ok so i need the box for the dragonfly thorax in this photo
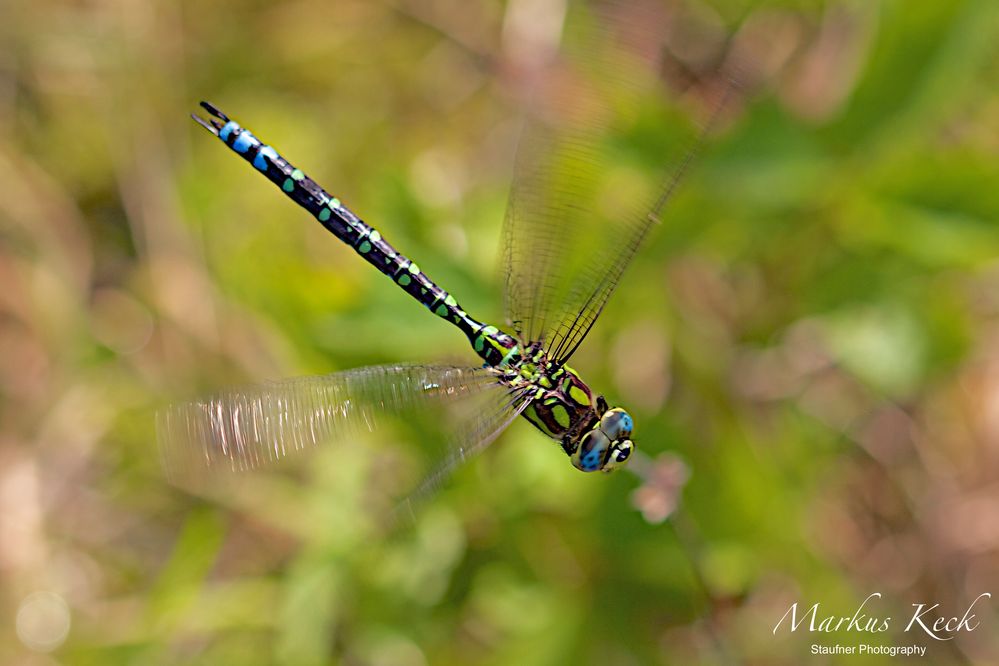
[503,352,635,473]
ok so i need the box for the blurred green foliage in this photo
[1,0,998,664]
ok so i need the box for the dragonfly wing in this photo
[157,364,528,499]
[395,383,534,520]
[502,0,725,363]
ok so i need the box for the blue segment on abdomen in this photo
[254,146,278,171]
[232,130,259,154]
[219,121,239,142]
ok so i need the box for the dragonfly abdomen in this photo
[196,104,520,367]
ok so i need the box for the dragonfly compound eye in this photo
[601,439,634,473]
[599,407,634,440]
[572,429,611,472]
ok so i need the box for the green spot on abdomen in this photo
[318,207,331,221]
[435,305,448,317]
[408,263,420,275]
[359,241,371,253]
[398,274,411,286]
[282,178,295,192]
[291,169,305,181]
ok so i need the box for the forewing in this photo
[503,0,719,362]
[157,364,528,498]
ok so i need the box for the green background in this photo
[1,0,998,664]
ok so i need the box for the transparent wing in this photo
[395,383,534,522]
[503,0,721,363]
[157,364,531,498]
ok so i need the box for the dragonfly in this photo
[160,1,728,516]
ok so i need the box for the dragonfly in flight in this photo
[160,1,729,519]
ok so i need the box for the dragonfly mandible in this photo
[159,1,728,512]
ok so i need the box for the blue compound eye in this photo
[600,407,633,440]
[572,429,611,472]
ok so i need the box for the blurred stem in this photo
[387,0,497,70]
[669,510,741,666]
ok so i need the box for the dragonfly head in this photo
[571,406,634,473]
